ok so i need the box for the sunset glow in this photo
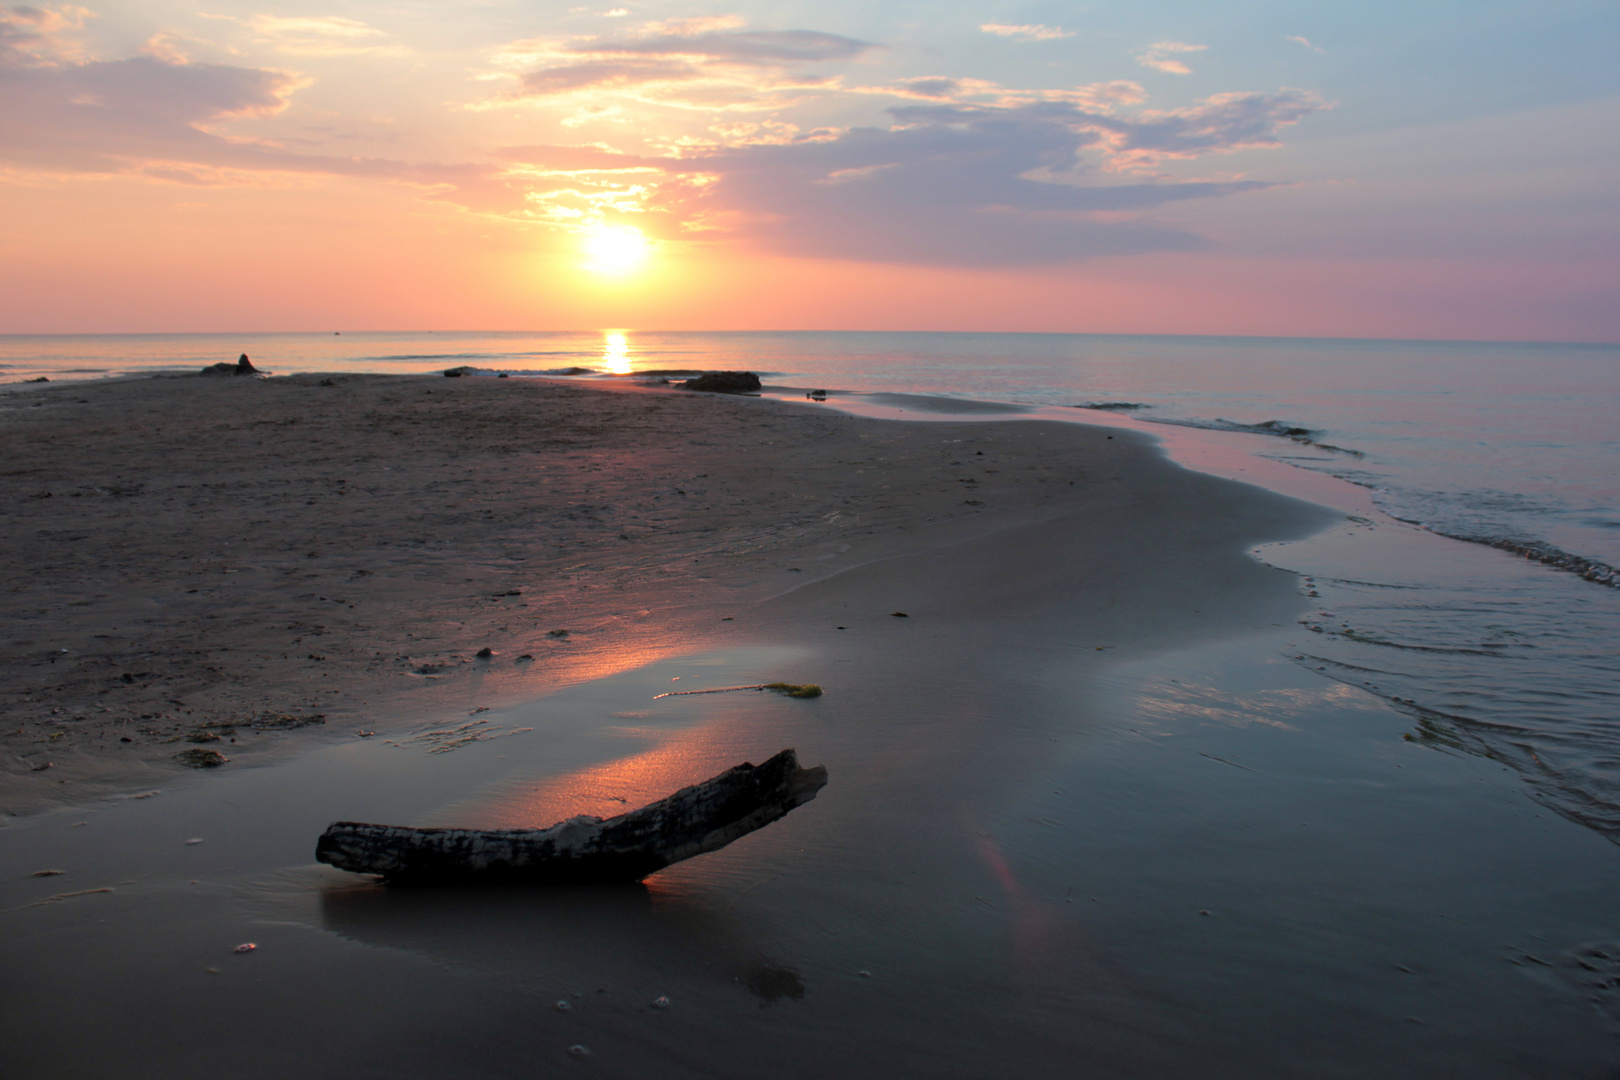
[581,225,652,278]
[0,2,1613,339]
[601,330,631,373]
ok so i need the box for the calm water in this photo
[4,329,1619,839]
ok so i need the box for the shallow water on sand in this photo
[5,631,1619,1077]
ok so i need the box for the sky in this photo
[1,0,1616,340]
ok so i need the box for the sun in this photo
[580,224,651,276]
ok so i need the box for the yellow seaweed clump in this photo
[763,682,823,698]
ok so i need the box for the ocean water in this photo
[4,329,1618,840]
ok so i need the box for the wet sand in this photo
[4,374,1620,1078]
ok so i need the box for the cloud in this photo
[0,52,303,173]
[1135,41,1207,75]
[0,8,1331,270]
[1286,35,1324,52]
[601,8,629,16]
[979,23,1072,43]
[499,90,1331,265]
[1092,89,1329,167]
[247,15,408,57]
[489,18,875,110]
[0,3,91,65]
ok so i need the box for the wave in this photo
[1397,526,1620,588]
[1071,404,1366,456]
[1135,413,1365,457]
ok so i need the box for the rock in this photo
[475,647,494,658]
[682,371,761,393]
[443,366,473,377]
[200,354,259,376]
[174,748,228,768]
[25,376,49,383]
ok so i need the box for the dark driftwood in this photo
[315,748,827,883]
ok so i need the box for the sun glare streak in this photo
[581,224,651,276]
[602,330,631,373]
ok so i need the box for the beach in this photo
[1,372,1116,807]
[4,372,1619,1078]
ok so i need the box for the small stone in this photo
[651,996,670,1009]
[890,612,909,618]
[233,943,256,954]
[857,970,871,978]
[30,761,52,772]
[476,647,494,658]
[31,869,65,877]
[185,838,204,845]
[566,1045,590,1058]
[554,1000,572,1011]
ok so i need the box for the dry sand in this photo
[1,372,1115,809]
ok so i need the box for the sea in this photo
[4,329,1618,840]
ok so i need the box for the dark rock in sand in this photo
[201,354,259,377]
[25,376,49,383]
[174,748,228,768]
[476,647,494,658]
[682,371,761,394]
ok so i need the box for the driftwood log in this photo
[315,748,827,883]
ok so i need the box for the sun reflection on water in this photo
[477,737,742,830]
[602,330,631,375]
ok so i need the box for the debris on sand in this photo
[201,354,259,377]
[174,748,228,768]
[682,371,761,393]
[652,682,822,700]
[251,713,325,731]
[315,748,827,883]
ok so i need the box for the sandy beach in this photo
[1,372,1113,809]
[4,373,1619,1078]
